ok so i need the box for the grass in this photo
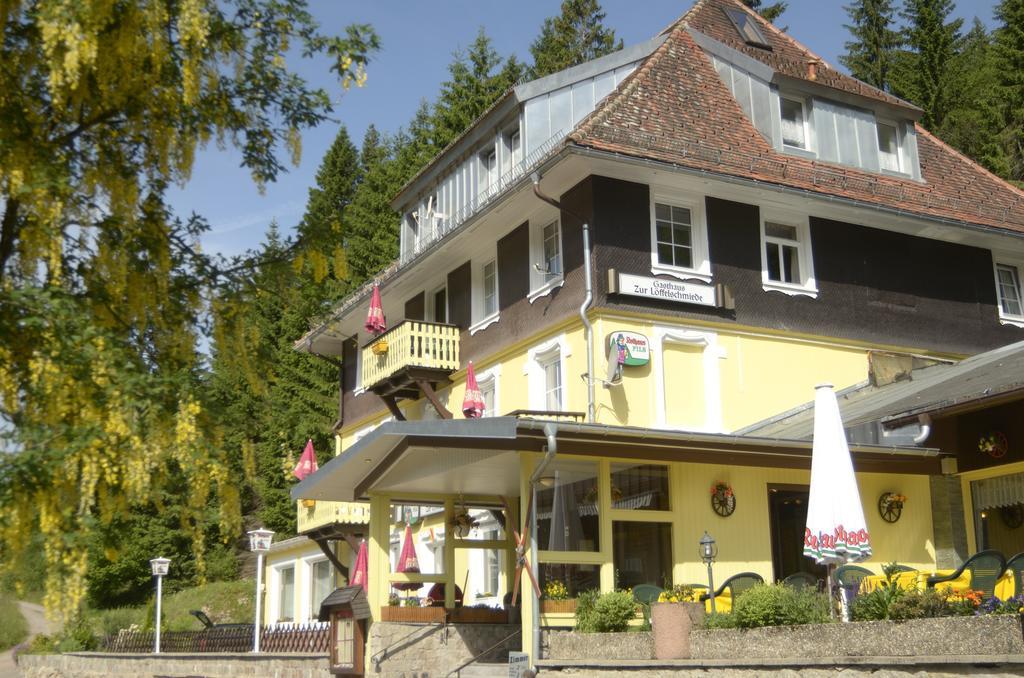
[91,579,256,635]
[0,594,29,651]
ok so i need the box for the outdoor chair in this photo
[926,549,1006,599]
[891,564,917,573]
[781,572,818,590]
[834,564,873,588]
[631,584,664,605]
[1005,552,1024,598]
[699,572,764,603]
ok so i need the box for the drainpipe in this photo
[531,174,596,424]
[912,413,932,445]
[527,422,558,667]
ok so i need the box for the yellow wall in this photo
[262,539,348,625]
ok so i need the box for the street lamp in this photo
[248,528,274,653]
[149,557,171,653]
[699,532,718,614]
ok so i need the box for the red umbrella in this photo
[351,539,368,592]
[365,284,386,334]
[462,361,485,418]
[292,439,318,481]
[392,525,421,591]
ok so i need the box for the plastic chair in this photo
[699,572,764,602]
[1005,552,1024,598]
[781,572,818,590]
[891,564,917,573]
[631,584,664,604]
[926,550,1007,598]
[834,564,873,589]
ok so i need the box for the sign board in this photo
[617,272,717,307]
[607,331,650,367]
[508,652,530,678]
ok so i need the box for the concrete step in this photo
[452,661,510,677]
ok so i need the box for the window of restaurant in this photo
[537,459,601,553]
[971,474,1024,556]
[613,521,672,590]
[610,463,670,511]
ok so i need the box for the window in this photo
[780,97,808,150]
[526,335,570,411]
[530,217,564,301]
[483,529,501,596]
[759,212,817,297]
[877,121,902,173]
[995,261,1024,325]
[483,259,498,317]
[542,221,562,283]
[543,355,563,411]
[479,149,497,194]
[649,195,710,282]
[277,565,295,622]
[430,285,447,323]
[471,256,500,334]
[310,559,333,619]
[477,370,498,417]
[722,6,771,49]
[536,459,600,552]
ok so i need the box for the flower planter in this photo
[448,607,509,624]
[379,605,446,623]
[371,340,389,356]
[300,498,316,508]
[651,601,705,659]
[541,599,577,614]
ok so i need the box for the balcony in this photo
[297,500,371,536]
[361,320,460,419]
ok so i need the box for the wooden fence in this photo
[101,623,329,653]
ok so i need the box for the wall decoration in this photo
[710,482,735,517]
[878,492,906,523]
[979,432,1009,459]
[607,331,651,367]
[1000,505,1024,529]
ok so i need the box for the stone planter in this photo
[379,605,446,623]
[650,601,705,659]
[545,630,654,660]
[542,599,577,614]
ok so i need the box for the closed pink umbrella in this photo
[351,539,368,592]
[365,284,386,334]
[292,439,318,481]
[462,361,485,418]
[392,525,421,592]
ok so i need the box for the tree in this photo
[346,126,403,281]
[994,0,1024,181]
[841,0,902,91]
[900,0,964,129]
[529,0,623,79]
[741,0,788,23]
[0,0,377,624]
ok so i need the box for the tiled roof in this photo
[571,0,1024,234]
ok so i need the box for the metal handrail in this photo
[444,627,521,678]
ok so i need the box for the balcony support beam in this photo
[314,537,350,580]
[379,394,407,421]
[417,379,453,419]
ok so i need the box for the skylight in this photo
[722,7,771,50]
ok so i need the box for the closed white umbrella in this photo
[804,384,872,618]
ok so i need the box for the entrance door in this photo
[768,485,827,582]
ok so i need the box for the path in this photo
[0,602,53,677]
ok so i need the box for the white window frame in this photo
[779,95,811,152]
[302,555,334,623]
[474,364,501,417]
[758,209,817,298]
[525,335,571,411]
[649,192,712,283]
[353,342,364,395]
[529,215,565,302]
[470,254,500,335]
[876,119,903,174]
[994,257,1024,328]
[269,561,297,625]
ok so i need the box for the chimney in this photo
[807,58,821,81]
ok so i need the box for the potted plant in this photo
[651,585,705,659]
[371,338,389,355]
[448,604,508,624]
[541,580,576,614]
[379,594,447,623]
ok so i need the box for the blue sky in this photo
[170,0,999,258]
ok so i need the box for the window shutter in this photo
[852,107,880,172]
[812,99,839,162]
[902,123,921,180]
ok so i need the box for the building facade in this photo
[290,0,1024,668]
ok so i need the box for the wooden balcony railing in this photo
[361,321,460,392]
[297,500,370,535]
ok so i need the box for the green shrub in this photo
[56,612,99,652]
[574,589,601,631]
[94,606,143,636]
[0,594,28,651]
[731,584,831,628]
[584,590,638,632]
[887,588,949,621]
[26,634,57,654]
[704,611,737,629]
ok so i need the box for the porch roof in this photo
[291,418,942,503]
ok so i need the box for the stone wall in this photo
[544,630,654,660]
[367,622,520,677]
[17,652,329,677]
[538,657,1024,676]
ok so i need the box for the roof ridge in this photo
[915,125,1024,203]
[662,0,712,34]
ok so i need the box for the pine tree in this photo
[529,0,623,79]
[994,0,1024,181]
[900,0,964,130]
[347,126,402,282]
[741,0,788,23]
[841,0,902,91]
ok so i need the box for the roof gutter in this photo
[567,145,1024,242]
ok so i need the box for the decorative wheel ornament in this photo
[710,482,736,517]
[979,432,1008,459]
[878,492,905,523]
[1001,505,1024,529]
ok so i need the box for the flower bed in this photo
[379,605,446,623]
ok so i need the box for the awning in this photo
[972,472,1024,511]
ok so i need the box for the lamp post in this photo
[149,557,170,653]
[699,532,718,614]
[248,527,275,653]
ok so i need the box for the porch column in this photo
[931,474,968,568]
[519,452,537,665]
[368,493,391,619]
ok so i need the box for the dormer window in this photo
[723,7,771,50]
[877,121,902,173]
[780,97,809,150]
[480,149,498,194]
[995,260,1024,327]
